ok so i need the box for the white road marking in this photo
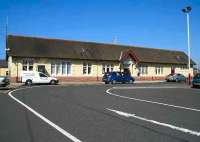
[107,108,200,136]
[106,87,200,112]
[8,88,82,142]
[112,86,189,89]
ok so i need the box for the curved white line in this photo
[106,87,200,112]
[8,87,82,142]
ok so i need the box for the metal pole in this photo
[186,13,191,84]
[186,13,191,71]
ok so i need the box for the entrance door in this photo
[37,65,46,74]
[124,68,131,75]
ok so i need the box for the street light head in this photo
[182,6,192,13]
[182,9,186,13]
[186,6,192,12]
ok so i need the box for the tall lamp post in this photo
[182,6,192,84]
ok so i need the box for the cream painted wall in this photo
[10,57,193,78]
[130,63,192,77]
[10,57,120,78]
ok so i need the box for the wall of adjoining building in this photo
[0,68,8,76]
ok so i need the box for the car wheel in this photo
[50,80,56,85]
[112,80,116,84]
[25,80,32,86]
[129,80,133,84]
[105,81,108,84]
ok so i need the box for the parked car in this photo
[192,73,200,88]
[0,76,10,87]
[102,71,135,84]
[166,73,186,82]
[21,71,59,86]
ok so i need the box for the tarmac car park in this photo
[0,82,200,142]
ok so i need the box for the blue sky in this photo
[0,0,199,64]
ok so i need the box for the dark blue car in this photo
[102,72,135,84]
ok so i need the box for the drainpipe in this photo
[96,61,99,81]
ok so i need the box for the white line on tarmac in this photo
[112,86,189,89]
[107,108,200,136]
[8,88,82,142]
[106,87,200,112]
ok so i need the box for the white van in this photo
[21,71,59,85]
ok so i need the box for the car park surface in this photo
[0,83,200,142]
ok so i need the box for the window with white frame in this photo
[56,64,61,75]
[139,65,148,75]
[66,62,71,74]
[51,64,56,75]
[51,61,72,76]
[22,59,33,71]
[83,63,92,75]
[102,64,114,74]
[155,66,163,75]
[180,65,187,70]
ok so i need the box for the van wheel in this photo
[25,80,32,86]
[50,80,56,85]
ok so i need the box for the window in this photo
[180,65,187,70]
[102,64,114,74]
[39,73,47,77]
[51,61,72,76]
[155,66,163,75]
[83,63,92,75]
[51,64,56,75]
[67,62,71,74]
[56,64,61,75]
[22,59,33,71]
[139,65,148,75]
[62,62,66,75]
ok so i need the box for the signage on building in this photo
[122,58,134,68]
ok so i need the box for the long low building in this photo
[6,35,195,82]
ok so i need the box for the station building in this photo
[6,35,195,82]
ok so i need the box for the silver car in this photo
[166,73,186,82]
